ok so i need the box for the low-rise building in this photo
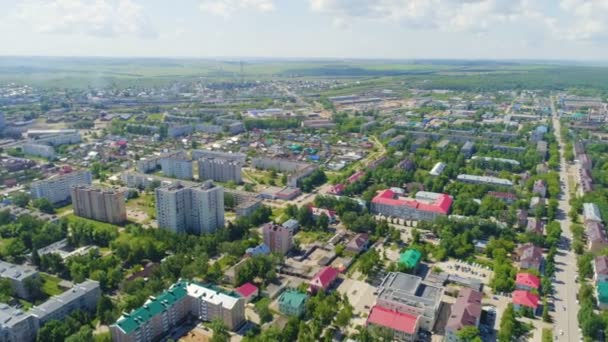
[345,233,370,254]
[235,283,258,303]
[308,266,339,293]
[375,272,443,332]
[445,288,482,342]
[583,203,602,223]
[371,189,452,221]
[512,290,539,314]
[515,273,540,292]
[533,179,547,198]
[429,162,446,177]
[526,218,544,235]
[594,256,608,284]
[399,249,422,271]
[278,290,308,317]
[598,281,608,310]
[366,305,419,342]
[515,243,543,271]
[30,280,101,325]
[585,221,608,253]
[456,174,513,187]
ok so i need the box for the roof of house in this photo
[367,305,419,334]
[372,189,452,215]
[586,221,608,243]
[347,171,365,184]
[399,249,422,268]
[310,266,339,290]
[512,290,539,309]
[517,243,543,264]
[516,273,541,289]
[346,233,369,251]
[598,281,608,304]
[279,290,308,308]
[329,183,346,194]
[446,288,482,331]
[595,256,608,275]
[235,282,258,298]
[488,191,517,200]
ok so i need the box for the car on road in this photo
[560,330,563,336]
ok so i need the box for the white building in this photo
[30,170,93,204]
[22,143,56,159]
[160,157,193,180]
[198,157,242,183]
[429,162,446,176]
[155,181,224,235]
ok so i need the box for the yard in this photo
[41,273,64,297]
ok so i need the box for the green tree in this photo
[210,320,229,342]
[456,326,482,342]
[65,326,93,342]
[11,192,31,208]
[33,198,55,214]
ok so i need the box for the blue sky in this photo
[1,0,608,60]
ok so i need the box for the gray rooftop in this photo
[30,280,99,319]
[0,260,38,281]
[378,272,442,309]
[0,304,31,328]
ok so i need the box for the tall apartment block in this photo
[30,170,92,204]
[262,222,293,254]
[198,157,242,183]
[161,157,193,180]
[155,181,224,235]
[71,186,127,224]
[111,280,245,342]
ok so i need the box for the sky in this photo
[1,0,608,60]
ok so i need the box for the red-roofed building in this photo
[512,290,539,313]
[328,183,345,195]
[515,273,541,292]
[235,282,259,303]
[367,305,419,342]
[309,266,339,293]
[347,171,365,184]
[371,189,452,221]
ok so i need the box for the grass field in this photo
[64,213,122,230]
[41,273,64,297]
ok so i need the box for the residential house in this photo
[533,180,547,198]
[308,266,339,293]
[594,256,608,284]
[585,221,608,253]
[235,283,258,303]
[399,249,422,272]
[515,273,540,292]
[345,233,370,254]
[515,243,543,271]
[445,288,482,342]
[278,290,308,317]
[367,305,419,342]
[512,290,539,314]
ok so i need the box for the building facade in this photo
[198,157,242,183]
[445,288,482,342]
[71,186,127,224]
[155,182,224,235]
[30,170,93,204]
[160,157,193,180]
[0,261,40,300]
[371,189,452,221]
[262,222,293,255]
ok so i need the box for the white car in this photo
[559,330,563,336]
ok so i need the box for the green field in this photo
[41,273,64,297]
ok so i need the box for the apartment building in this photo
[262,222,293,254]
[22,143,56,159]
[0,261,40,300]
[30,170,92,204]
[71,185,127,224]
[445,288,482,342]
[155,181,224,235]
[0,280,100,342]
[192,149,246,163]
[160,157,193,180]
[456,174,513,187]
[111,280,245,342]
[374,272,443,332]
[198,157,242,183]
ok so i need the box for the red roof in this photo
[489,191,517,200]
[372,189,453,215]
[309,266,339,291]
[516,273,540,289]
[367,305,418,334]
[512,290,539,309]
[236,282,258,298]
[347,171,365,184]
[329,184,345,195]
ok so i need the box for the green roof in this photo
[279,290,308,309]
[399,249,422,268]
[114,281,189,334]
[598,282,608,304]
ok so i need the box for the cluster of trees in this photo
[498,304,530,342]
[0,215,67,262]
[36,310,104,342]
[236,255,280,286]
[298,169,327,193]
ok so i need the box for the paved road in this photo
[551,97,581,341]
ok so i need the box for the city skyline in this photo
[1,0,608,60]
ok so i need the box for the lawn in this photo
[64,214,122,231]
[41,273,63,297]
[294,231,332,245]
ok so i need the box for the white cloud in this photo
[14,0,157,39]
[199,0,275,17]
[549,0,608,41]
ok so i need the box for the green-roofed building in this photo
[111,280,245,342]
[598,281,608,310]
[279,290,308,317]
[400,249,422,271]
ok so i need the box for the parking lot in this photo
[435,259,493,285]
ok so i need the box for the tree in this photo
[97,295,116,324]
[210,320,229,342]
[31,248,41,267]
[0,279,14,302]
[65,326,93,342]
[11,192,31,208]
[254,298,273,323]
[542,297,551,322]
[33,198,55,214]
[316,213,329,231]
[37,320,69,342]
[456,326,482,342]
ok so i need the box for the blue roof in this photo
[246,244,270,256]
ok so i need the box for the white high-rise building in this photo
[198,157,242,183]
[30,170,92,204]
[155,181,224,235]
[161,157,193,180]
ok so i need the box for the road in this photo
[551,96,581,342]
